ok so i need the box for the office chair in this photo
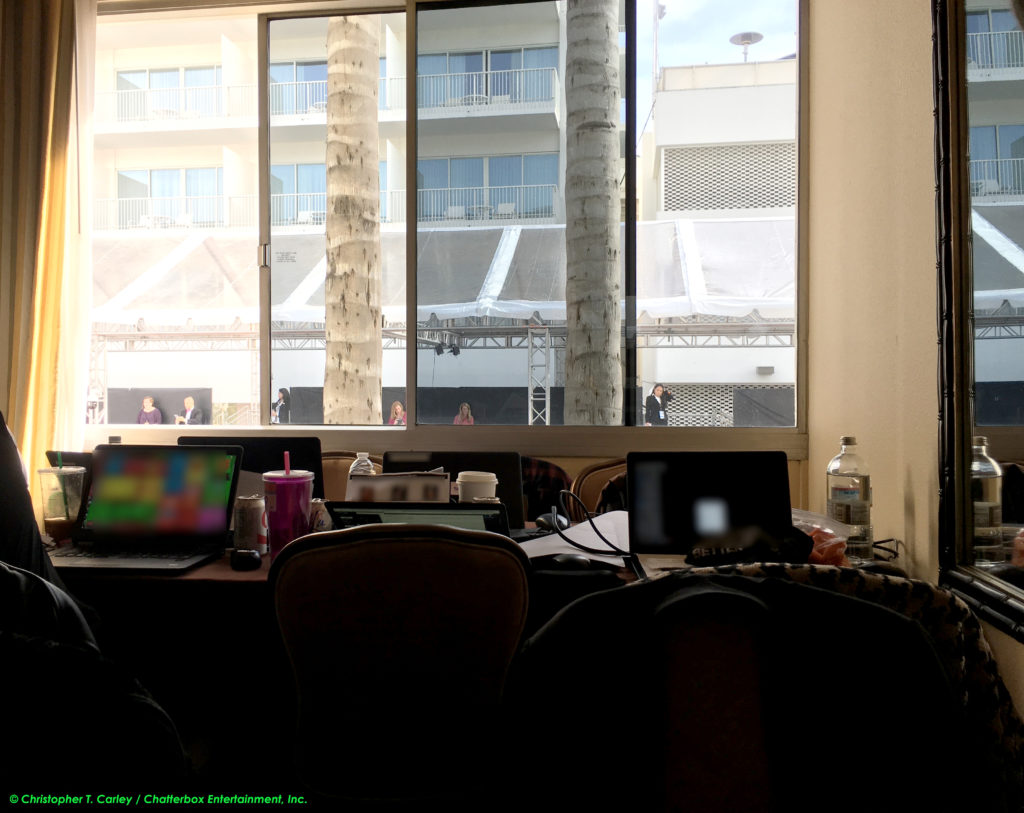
[566,457,626,521]
[506,568,981,813]
[269,523,530,807]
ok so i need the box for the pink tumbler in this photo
[263,469,314,559]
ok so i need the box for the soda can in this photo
[234,495,267,554]
[310,498,333,532]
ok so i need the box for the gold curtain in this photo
[0,0,78,502]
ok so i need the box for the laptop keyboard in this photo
[52,548,207,561]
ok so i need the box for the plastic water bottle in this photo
[348,452,376,477]
[826,436,873,564]
[971,436,1003,567]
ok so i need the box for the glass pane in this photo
[966,5,1024,578]
[417,2,621,425]
[184,66,220,116]
[635,0,798,427]
[92,10,261,425]
[149,68,181,116]
[269,13,406,425]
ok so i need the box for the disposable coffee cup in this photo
[456,471,498,503]
[37,466,87,542]
[263,470,314,559]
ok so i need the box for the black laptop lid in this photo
[325,501,510,537]
[178,435,324,499]
[382,450,525,529]
[74,444,242,548]
[627,451,792,554]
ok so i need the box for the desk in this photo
[59,553,296,788]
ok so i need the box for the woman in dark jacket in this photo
[644,383,672,426]
[272,388,291,424]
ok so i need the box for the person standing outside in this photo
[644,384,672,426]
[453,402,474,425]
[272,388,291,424]
[174,396,205,425]
[388,401,406,425]
[137,396,162,425]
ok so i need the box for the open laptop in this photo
[325,501,511,537]
[626,450,793,577]
[179,435,324,500]
[51,443,242,572]
[382,451,525,529]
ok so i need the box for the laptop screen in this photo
[80,444,241,539]
[178,435,324,500]
[627,451,792,554]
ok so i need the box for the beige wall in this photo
[806,0,940,580]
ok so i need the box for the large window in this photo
[88,1,800,440]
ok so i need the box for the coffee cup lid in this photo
[456,470,498,483]
[37,466,87,475]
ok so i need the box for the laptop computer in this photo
[50,443,243,572]
[626,450,793,577]
[382,451,525,529]
[179,435,324,500]
[325,501,511,537]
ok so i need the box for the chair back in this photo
[567,457,626,521]
[507,570,970,812]
[269,523,529,804]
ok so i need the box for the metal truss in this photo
[975,316,1024,339]
[93,320,796,353]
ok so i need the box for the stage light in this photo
[450,344,460,356]
[434,344,444,356]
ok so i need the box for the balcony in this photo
[385,68,560,116]
[95,85,257,127]
[96,68,559,129]
[95,186,560,231]
[94,196,255,231]
[970,158,1024,199]
[404,184,560,225]
[967,30,1024,73]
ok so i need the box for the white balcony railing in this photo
[969,157,1024,196]
[413,184,559,221]
[269,80,328,116]
[967,30,1024,70]
[96,186,559,230]
[94,196,255,230]
[97,68,558,125]
[96,85,257,124]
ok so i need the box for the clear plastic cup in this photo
[263,469,314,559]
[38,466,87,542]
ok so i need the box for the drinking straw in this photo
[56,452,70,520]
[284,451,291,475]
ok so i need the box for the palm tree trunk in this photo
[323,15,382,425]
[564,0,621,425]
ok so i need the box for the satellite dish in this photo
[729,31,764,62]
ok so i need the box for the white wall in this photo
[655,83,796,147]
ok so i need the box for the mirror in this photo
[937,0,1024,629]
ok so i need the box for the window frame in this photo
[92,0,807,463]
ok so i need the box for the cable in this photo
[547,490,630,557]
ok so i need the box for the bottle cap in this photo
[840,435,857,445]
[973,436,987,447]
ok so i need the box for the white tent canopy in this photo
[92,217,796,327]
